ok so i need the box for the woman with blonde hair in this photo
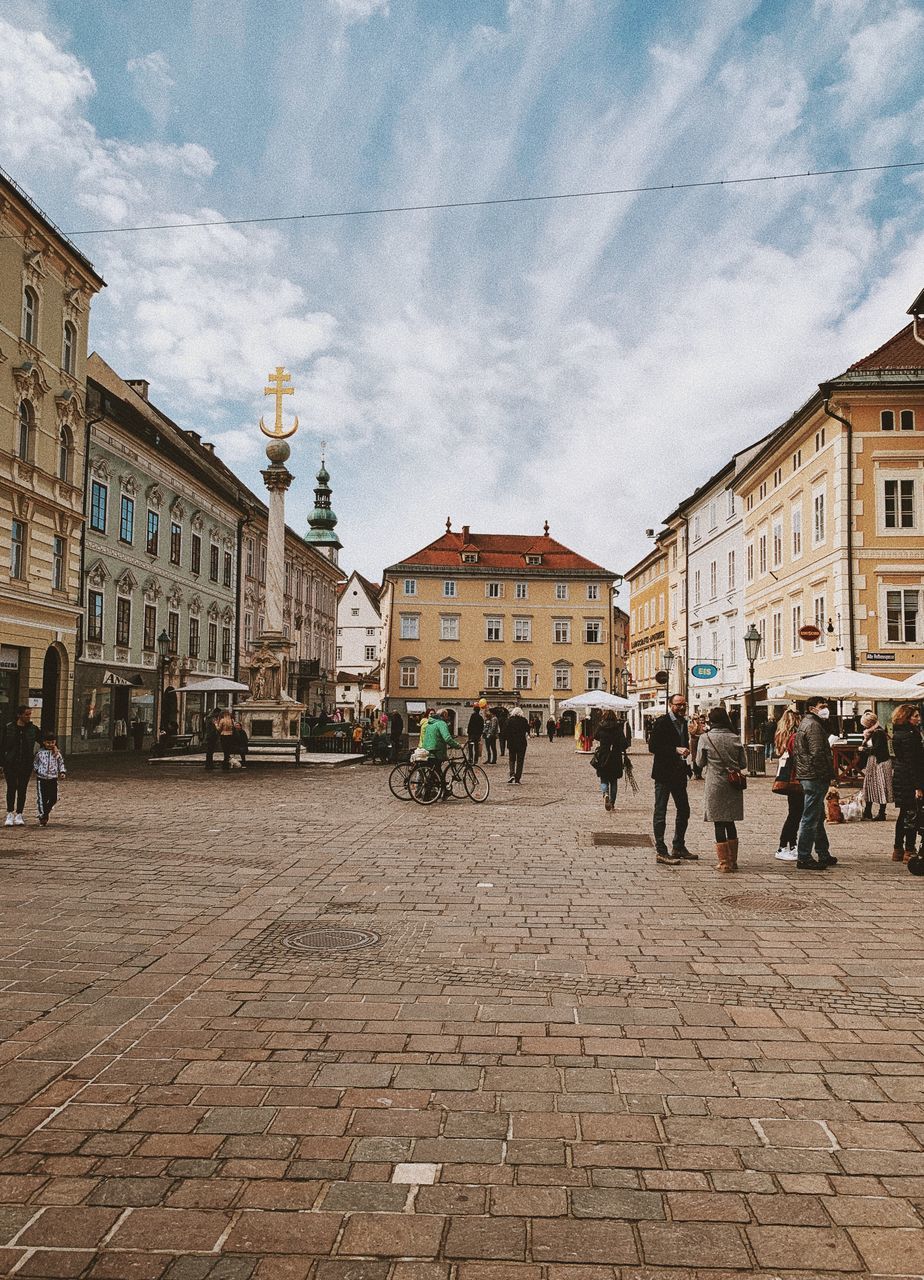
[859,710,891,821]
[772,708,802,861]
[891,703,924,862]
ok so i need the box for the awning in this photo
[183,676,251,694]
[558,691,634,711]
[767,665,908,701]
[405,701,427,713]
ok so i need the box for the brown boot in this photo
[893,847,905,862]
[715,841,731,872]
[728,838,739,872]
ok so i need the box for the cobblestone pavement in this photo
[1,740,923,1279]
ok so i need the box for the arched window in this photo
[62,321,77,375]
[22,287,38,346]
[17,402,34,462]
[58,425,73,482]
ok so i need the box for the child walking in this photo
[34,731,66,826]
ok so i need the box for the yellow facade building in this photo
[625,538,670,724]
[381,523,618,732]
[0,170,104,741]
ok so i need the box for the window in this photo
[223,551,232,588]
[771,611,782,657]
[553,664,571,690]
[813,594,826,645]
[553,619,571,644]
[793,448,802,470]
[285,563,290,597]
[21,286,38,345]
[366,627,376,637]
[364,644,376,661]
[772,520,783,569]
[773,468,782,489]
[10,519,26,580]
[746,543,754,582]
[443,580,456,597]
[887,590,919,643]
[403,579,417,596]
[351,608,359,617]
[259,545,266,583]
[584,620,602,644]
[693,516,701,542]
[87,589,103,641]
[52,536,65,591]
[758,531,767,574]
[146,510,159,556]
[486,581,502,598]
[399,662,418,688]
[245,538,254,577]
[336,645,343,662]
[222,626,232,664]
[143,604,157,651]
[709,561,717,599]
[55,425,73,483]
[727,489,735,518]
[167,610,179,655]
[209,543,219,582]
[711,629,718,660]
[525,554,541,565]
[813,490,826,544]
[758,616,767,655]
[555,583,568,600]
[670,585,679,623]
[727,549,736,591]
[515,582,528,600]
[881,410,895,432]
[116,596,131,647]
[440,663,459,689]
[189,616,200,658]
[884,479,915,529]
[485,617,502,642]
[90,480,108,533]
[585,666,603,691]
[900,410,915,431]
[191,533,201,575]
[790,601,803,654]
[728,625,737,666]
[207,622,218,662]
[587,583,600,601]
[514,664,531,690]
[791,506,802,557]
[440,616,459,641]
[514,617,532,642]
[115,494,133,544]
[462,552,479,563]
[708,502,717,530]
[62,321,77,375]
[170,522,182,566]
[485,664,502,690]
[746,494,754,511]
[759,481,767,500]
[17,402,34,461]
[693,570,701,605]
[399,614,419,641]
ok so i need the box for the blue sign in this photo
[691,663,718,680]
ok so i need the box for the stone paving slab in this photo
[0,742,922,1276]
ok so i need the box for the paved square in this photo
[1,740,922,1277]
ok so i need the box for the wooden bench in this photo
[246,737,302,764]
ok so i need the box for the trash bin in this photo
[746,743,766,776]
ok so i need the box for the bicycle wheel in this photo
[463,764,490,803]
[447,761,469,799]
[388,761,414,800]
[407,764,441,805]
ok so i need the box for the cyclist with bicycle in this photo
[421,709,461,797]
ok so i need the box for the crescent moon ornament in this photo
[260,366,299,439]
[259,414,298,440]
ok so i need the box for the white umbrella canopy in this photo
[767,664,908,701]
[182,676,251,694]
[558,690,634,711]
[892,670,924,695]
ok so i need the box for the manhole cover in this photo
[283,928,381,953]
[722,893,810,916]
[593,832,654,847]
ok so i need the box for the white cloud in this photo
[126,51,175,131]
[329,0,389,24]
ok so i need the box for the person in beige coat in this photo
[695,706,747,872]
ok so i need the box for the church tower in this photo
[305,453,342,565]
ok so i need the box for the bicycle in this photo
[388,758,415,801]
[407,750,490,805]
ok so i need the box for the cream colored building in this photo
[381,523,618,732]
[0,169,104,744]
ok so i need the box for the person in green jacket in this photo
[421,709,461,796]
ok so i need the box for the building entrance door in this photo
[41,645,60,734]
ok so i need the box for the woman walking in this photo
[891,704,924,862]
[773,708,803,862]
[859,711,891,821]
[592,711,628,811]
[696,706,747,872]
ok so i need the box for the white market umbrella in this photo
[767,664,907,702]
[558,690,634,711]
[892,670,924,695]
[182,676,251,694]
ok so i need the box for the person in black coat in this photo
[466,706,485,764]
[890,704,924,860]
[505,707,529,783]
[593,711,627,811]
[389,710,404,762]
[648,693,696,865]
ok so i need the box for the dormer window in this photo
[461,552,478,563]
[526,554,542,565]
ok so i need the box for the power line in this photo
[56,159,924,238]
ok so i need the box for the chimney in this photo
[462,525,471,543]
[202,442,215,454]
[127,379,150,401]
[186,430,201,444]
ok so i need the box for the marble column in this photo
[262,447,292,638]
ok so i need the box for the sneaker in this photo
[13,814,25,826]
[796,857,823,870]
[507,777,516,784]
[656,851,681,865]
[672,847,699,861]
[3,813,12,827]
[604,795,613,811]
[775,847,798,861]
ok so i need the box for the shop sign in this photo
[0,647,19,670]
[691,662,718,680]
[654,671,669,685]
[28,696,42,709]
[103,670,135,685]
[866,651,896,662]
[799,624,822,642]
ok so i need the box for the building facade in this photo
[0,169,104,744]
[611,604,629,696]
[335,571,382,720]
[381,523,618,731]
[626,540,670,729]
[75,356,243,750]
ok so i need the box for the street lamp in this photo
[156,629,170,733]
[743,623,762,760]
[662,649,676,710]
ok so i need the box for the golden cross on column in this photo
[259,366,299,439]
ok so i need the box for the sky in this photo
[1,0,923,584]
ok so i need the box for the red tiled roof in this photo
[844,322,924,373]
[392,530,612,574]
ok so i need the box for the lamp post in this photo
[156,629,170,735]
[743,623,762,766]
[662,649,675,710]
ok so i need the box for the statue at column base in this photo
[235,633,305,740]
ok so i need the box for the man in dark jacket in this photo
[466,705,484,764]
[648,694,695,865]
[389,710,404,762]
[2,705,39,826]
[794,695,836,870]
[505,707,529,783]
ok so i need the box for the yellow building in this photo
[733,300,924,707]
[0,170,104,742]
[626,537,670,724]
[381,522,618,732]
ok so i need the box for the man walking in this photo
[2,705,39,826]
[505,706,529,784]
[546,716,557,743]
[389,709,404,762]
[794,696,837,870]
[649,694,696,865]
[466,703,484,764]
